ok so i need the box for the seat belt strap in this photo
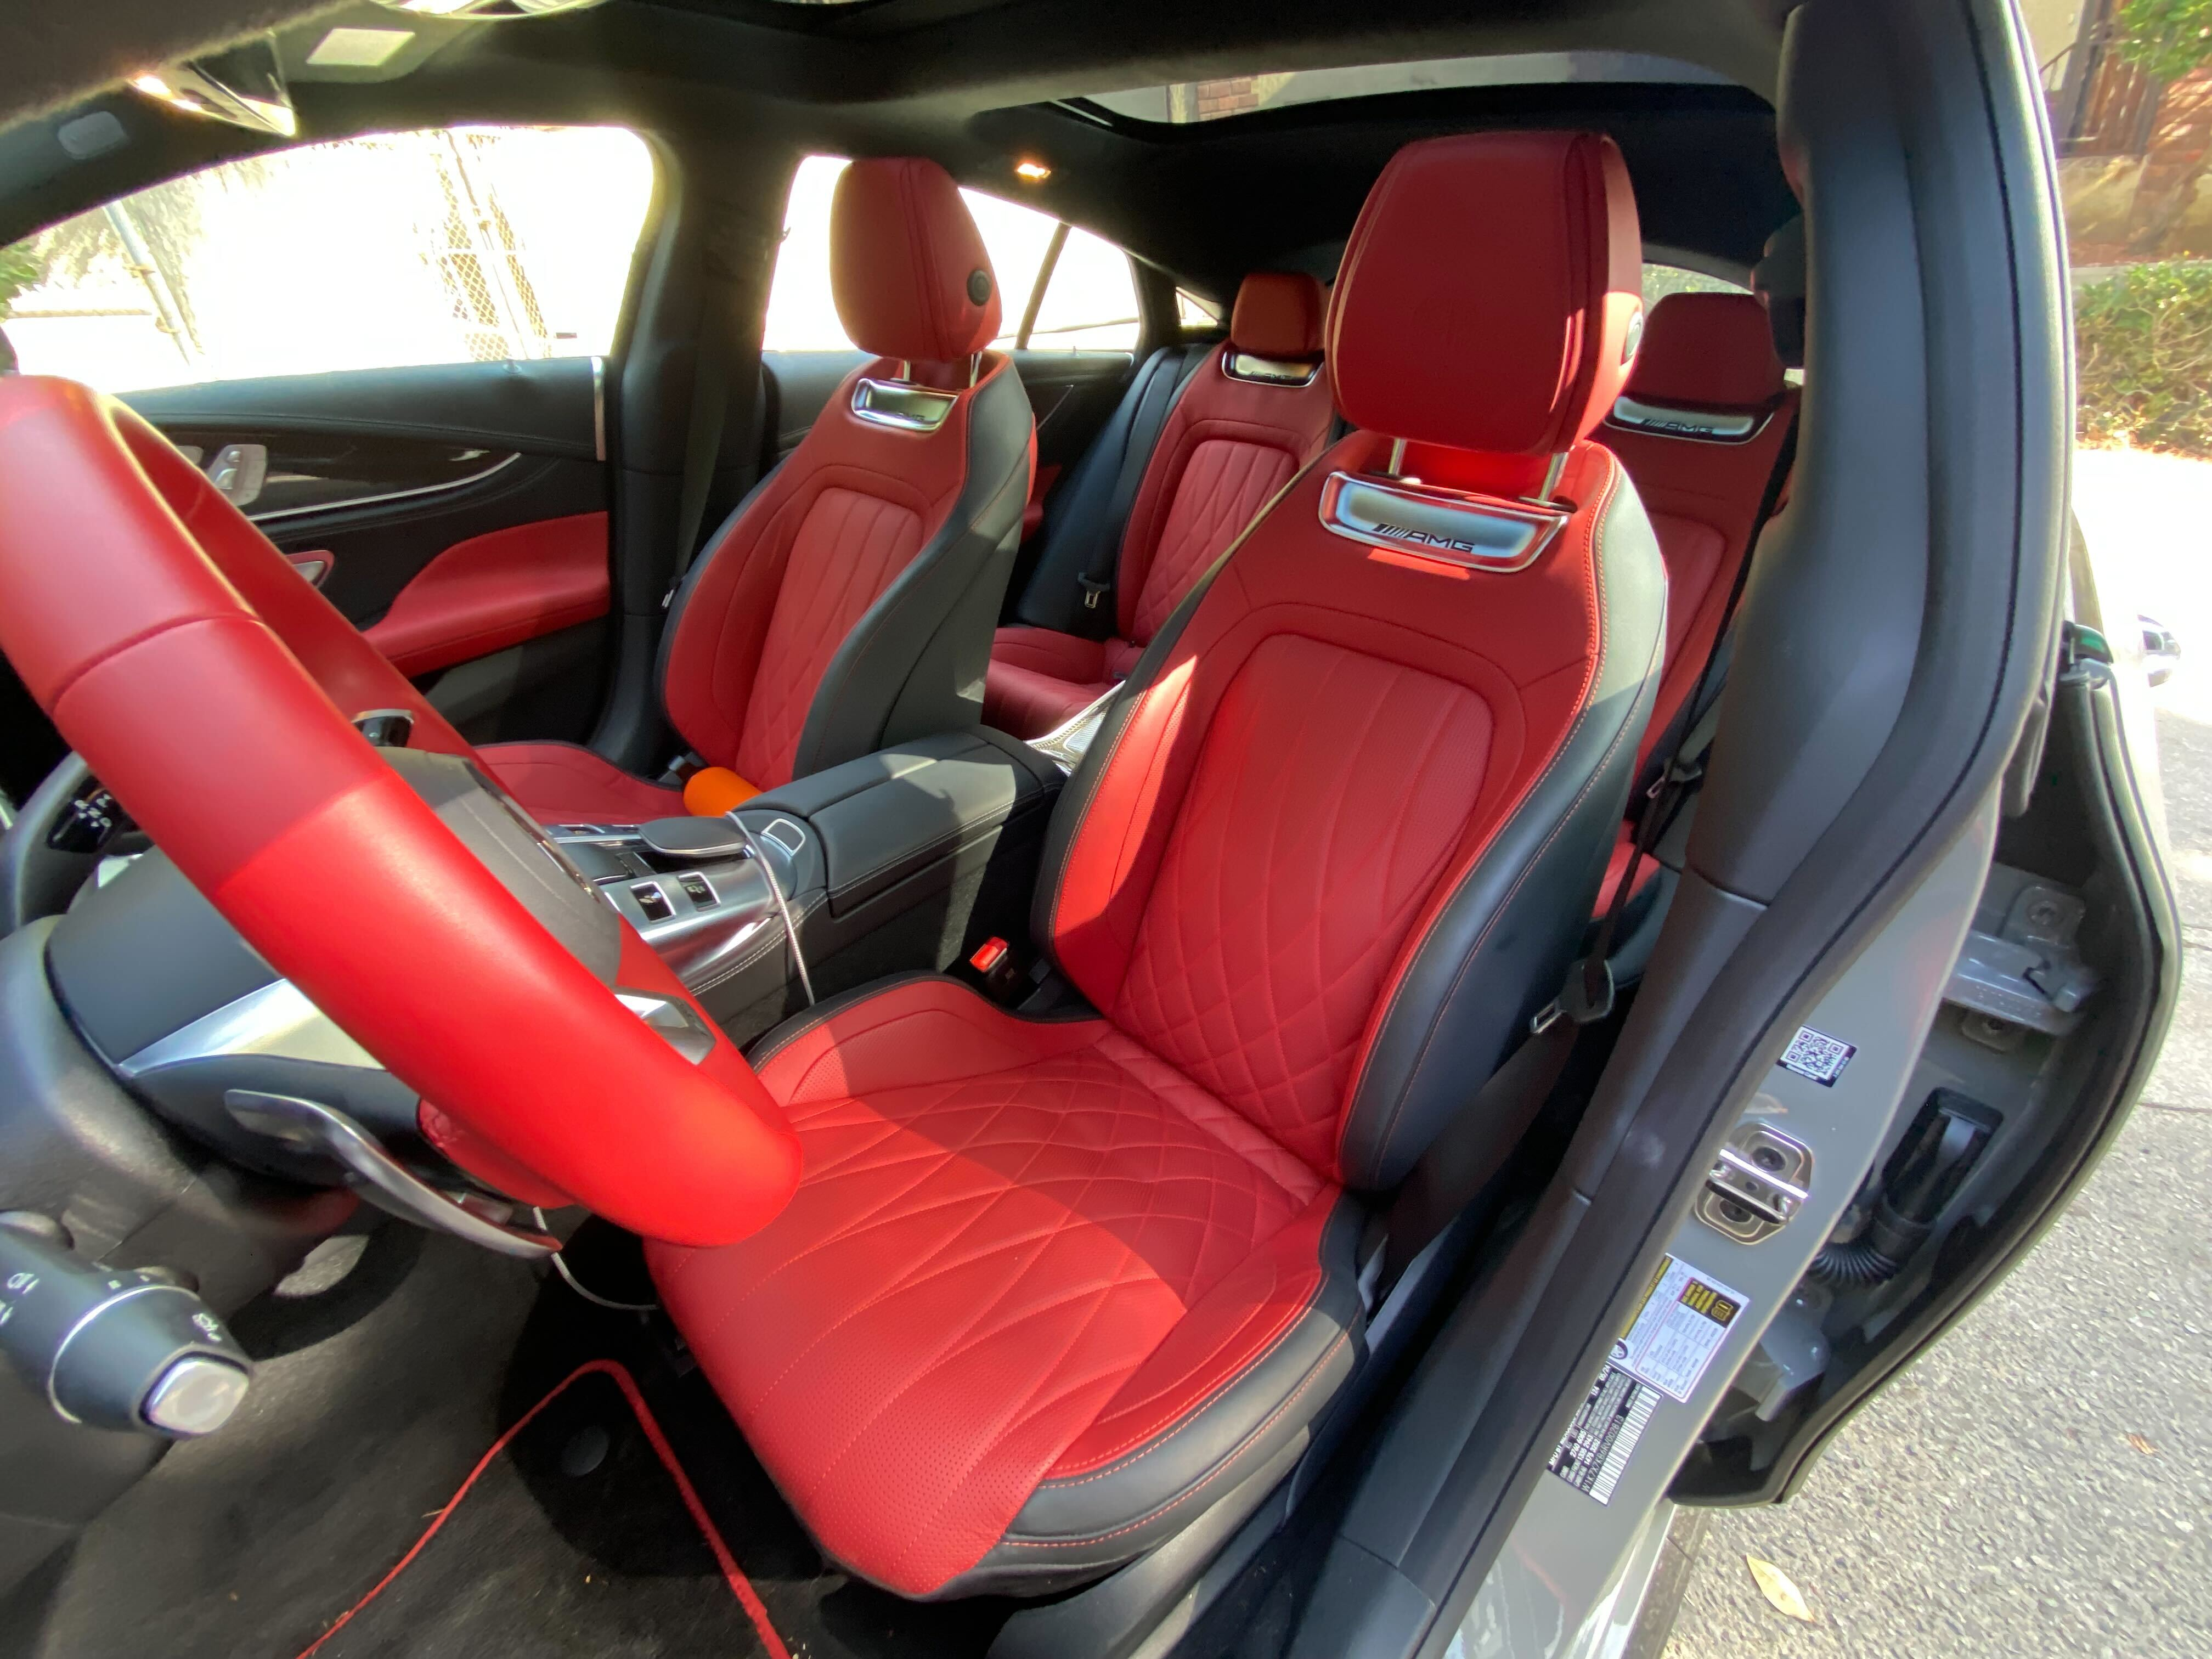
[1379,407,1801,1286]
[1380,1012,1580,1286]
[665,214,772,609]
[1075,343,1206,627]
[1582,405,1800,978]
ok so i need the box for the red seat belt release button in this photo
[970,937,1009,973]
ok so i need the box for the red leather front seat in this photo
[984,271,1336,738]
[647,132,1666,1601]
[483,157,1035,823]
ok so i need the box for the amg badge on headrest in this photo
[1318,472,1567,572]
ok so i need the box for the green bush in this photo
[2075,261,2212,455]
[0,239,41,318]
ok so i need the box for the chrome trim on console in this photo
[1221,347,1321,387]
[1031,685,1119,775]
[1605,394,1768,443]
[1317,471,1568,572]
[249,452,522,525]
[851,377,958,432]
[591,354,607,461]
[121,979,381,1079]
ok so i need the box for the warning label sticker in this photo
[1778,1025,1856,1086]
[1611,1255,1749,1403]
[1549,1364,1662,1505]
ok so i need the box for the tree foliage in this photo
[2076,260,2212,454]
[2113,0,2212,83]
[0,240,42,318]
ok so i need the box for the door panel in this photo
[125,358,601,461]
[119,359,612,746]
[363,512,610,678]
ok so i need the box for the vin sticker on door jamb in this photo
[1549,1364,1661,1505]
[1778,1025,1855,1085]
[1612,1255,1749,1403]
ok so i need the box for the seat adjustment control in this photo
[0,1218,252,1437]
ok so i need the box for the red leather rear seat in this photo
[1593,290,1798,910]
[983,272,1336,738]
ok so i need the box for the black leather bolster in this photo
[749,727,1063,918]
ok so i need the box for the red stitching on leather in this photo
[1035,1273,1321,1480]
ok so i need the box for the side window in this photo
[1176,287,1226,333]
[1021,225,1139,350]
[763,155,1141,354]
[0,126,654,393]
[1641,261,1750,306]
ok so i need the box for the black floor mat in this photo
[496,1224,1017,1659]
[298,1363,780,1659]
[6,1221,1017,1659]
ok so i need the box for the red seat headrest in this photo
[1623,291,1787,409]
[831,157,1002,363]
[1329,132,1644,458]
[1229,272,1328,360]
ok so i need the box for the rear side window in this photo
[1641,261,1750,306]
[764,155,1140,354]
[0,126,655,393]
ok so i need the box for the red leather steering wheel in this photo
[0,377,800,1248]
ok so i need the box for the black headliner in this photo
[4,0,1795,298]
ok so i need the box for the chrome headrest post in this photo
[1534,450,1568,503]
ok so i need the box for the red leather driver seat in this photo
[647,132,1667,1601]
[482,157,1035,823]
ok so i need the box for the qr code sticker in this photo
[1778,1026,1855,1086]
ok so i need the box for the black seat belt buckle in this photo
[1078,576,1110,611]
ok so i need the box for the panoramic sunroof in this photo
[1085,52,1731,124]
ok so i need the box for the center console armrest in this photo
[748,728,1062,917]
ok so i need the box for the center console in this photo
[553,726,1064,1044]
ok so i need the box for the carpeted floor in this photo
[2,1218,1015,1659]
[295,1362,781,1659]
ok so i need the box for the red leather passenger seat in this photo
[983,272,1336,738]
[482,157,1034,823]
[1593,290,1797,909]
[647,132,1666,1601]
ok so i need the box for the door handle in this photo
[205,442,267,509]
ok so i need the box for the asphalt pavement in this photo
[1662,458,2212,1658]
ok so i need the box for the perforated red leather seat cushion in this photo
[646,977,1344,1600]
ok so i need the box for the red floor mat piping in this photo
[294,1357,791,1659]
